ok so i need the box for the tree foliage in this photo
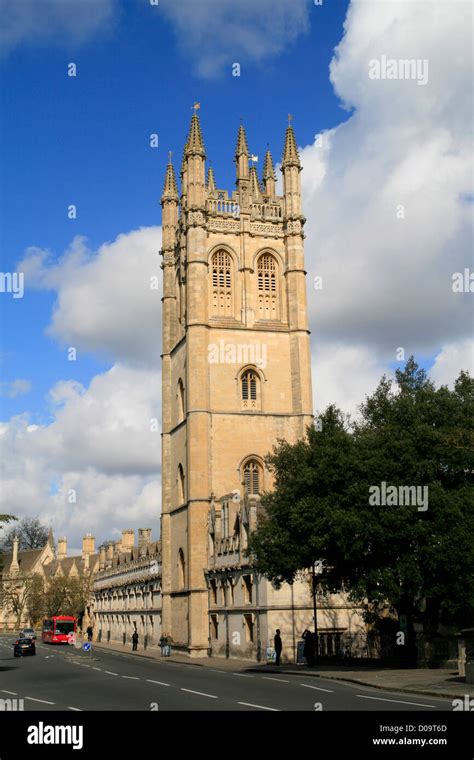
[249,359,474,636]
[1,516,49,551]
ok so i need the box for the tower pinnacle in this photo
[282,124,301,169]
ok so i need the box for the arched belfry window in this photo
[177,464,185,505]
[257,254,278,319]
[241,369,260,410]
[211,250,232,316]
[177,379,185,423]
[243,459,262,496]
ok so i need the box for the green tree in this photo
[249,359,474,645]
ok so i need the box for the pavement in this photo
[81,636,472,701]
[0,633,461,712]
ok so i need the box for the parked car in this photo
[13,638,36,657]
[19,628,36,640]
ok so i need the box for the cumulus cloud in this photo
[0,379,31,398]
[19,227,162,367]
[430,339,474,387]
[301,0,472,414]
[159,0,310,78]
[0,363,160,547]
[0,0,117,57]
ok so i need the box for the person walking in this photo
[132,630,139,652]
[165,633,173,657]
[86,625,93,642]
[159,633,166,656]
[302,629,315,667]
[274,629,283,666]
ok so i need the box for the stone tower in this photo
[160,111,313,656]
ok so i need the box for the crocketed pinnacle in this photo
[249,165,261,197]
[207,167,216,193]
[186,112,206,157]
[235,124,249,158]
[282,125,301,168]
[161,160,179,201]
[263,149,276,181]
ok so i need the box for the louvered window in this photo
[211,251,232,315]
[257,254,278,319]
[241,370,258,409]
[243,460,261,495]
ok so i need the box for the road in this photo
[0,634,454,712]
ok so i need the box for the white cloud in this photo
[302,0,473,414]
[159,0,310,78]
[0,379,31,398]
[19,227,162,367]
[430,339,474,387]
[0,363,160,548]
[0,0,117,57]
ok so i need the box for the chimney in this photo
[99,544,106,571]
[10,535,20,575]
[138,528,152,548]
[83,552,90,571]
[57,537,67,560]
[106,541,114,565]
[82,533,95,559]
[121,529,134,552]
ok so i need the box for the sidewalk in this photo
[91,639,472,700]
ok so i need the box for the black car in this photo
[13,638,36,657]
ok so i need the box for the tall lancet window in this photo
[177,464,185,505]
[241,369,260,410]
[243,459,262,496]
[257,254,278,319]
[211,250,232,316]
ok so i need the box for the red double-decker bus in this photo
[42,616,76,644]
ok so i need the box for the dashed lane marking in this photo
[355,695,436,708]
[262,677,290,684]
[300,683,334,693]
[181,688,218,699]
[92,667,102,671]
[232,673,254,678]
[67,707,82,711]
[146,680,170,687]
[1,690,17,695]
[238,702,279,711]
[25,697,55,705]
[105,671,119,676]
[122,676,139,680]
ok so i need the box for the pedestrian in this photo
[274,628,283,666]
[302,629,315,667]
[86,625,93,642]
[159,633,166,656]
[165,633,173,657]
[132,630,139,652]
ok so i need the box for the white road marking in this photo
[25,697,55,705]
[146,679,170,686]
[181,688,218,699]
[238,702,279,711]
[92,667,102,671]
[1,690,17,695]
[105,671,119,676]
[300,683,334,693]
[233,673,253,678]
[210,669,225,674]
[67,707,82,711]
[355,695,436,708]
[262,676,290,683]
[78,664,90,668]
[122,676,139,680]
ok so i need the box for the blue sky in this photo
[0,0,350,422]
[0,0,471,548]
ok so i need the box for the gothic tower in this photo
[160,111,313,656]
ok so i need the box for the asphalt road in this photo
[0,634,455,712]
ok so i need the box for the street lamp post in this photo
[311,562,319,659]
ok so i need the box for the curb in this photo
[89,643,469,700]
[254,668,468,701]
